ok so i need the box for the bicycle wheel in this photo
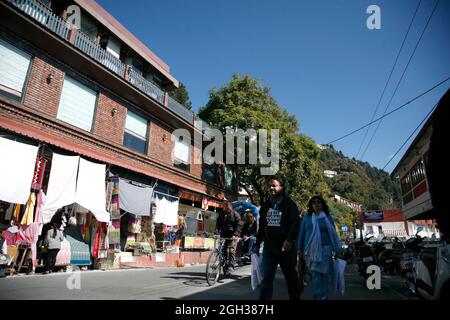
[206,250,221,286]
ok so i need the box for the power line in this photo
[325,76,450,145]
[359,0,441,161]
[382,101,438,171]
[355,0,422,160]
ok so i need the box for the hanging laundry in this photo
[4,203,14,221]
[42,154,79,223]
[119,179,153,216]
[31,158,47,191]
[0,137,38,204]
[153,196,166,224]
[13,204,21,225]
[105,180,114,214]
[21,192,36,226]
[34,191,46,236]
[163,199,179,226]
[76,158,109,223]
[110,176,120,219]
[17,222,40,267]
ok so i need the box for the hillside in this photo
[318,145,401,210]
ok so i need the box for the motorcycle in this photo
[399,231,423,281]
[355,237,376,279]
[411,242,450,300]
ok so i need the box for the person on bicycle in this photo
[215,200,241,269]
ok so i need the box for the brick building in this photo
[0,0,236,269]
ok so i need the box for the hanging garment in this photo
[0,137,38,204]
[31,158,47,191]
[118,179,153,216]
[76,158,109,223]
[42,154,79,223]
[108,220,121,248]
[110,176,120,219]
[55,239,71,266]
[105,181,113,213]
[163,199,180,226]
[21,192,36,226]
[13,204,21,225]
[17,222,40,267]
[153,196,167,224]
[34,191,46,236]
[4,203,14,221]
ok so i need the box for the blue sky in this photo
[97,0,450,173]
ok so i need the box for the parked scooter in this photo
[410,241,450,300]
[355,237,376,279]
[399,231,423,281]
[378,237,404,275]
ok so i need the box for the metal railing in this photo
[168,96,194,123]
[6,0,70,40]
[74,31,126,78]
[127,68,165,104]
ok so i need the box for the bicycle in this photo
[205,236,236,286]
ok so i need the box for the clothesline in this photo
[153,190,179,201]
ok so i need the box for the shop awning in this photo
[178,189,223,208]
[0,137,38,204]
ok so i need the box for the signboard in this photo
[183,236,215,249]
[341,225,348,232]
[363,210,384,221]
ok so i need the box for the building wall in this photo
[23,56,64,117]
[0,30,227,197]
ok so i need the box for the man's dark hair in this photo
[267,175,286,190]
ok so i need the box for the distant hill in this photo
[318,145,401,210]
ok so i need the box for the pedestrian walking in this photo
[43,222,64,274]
[254,175,300,300]
[296,196,343,300]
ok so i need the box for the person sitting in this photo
[240,211,257,259]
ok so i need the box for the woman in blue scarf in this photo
[296,196,342,300]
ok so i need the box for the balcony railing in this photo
[74,31,126,78]
[168,96,194,123]
[6,0,70,40]
[128,68,165,104]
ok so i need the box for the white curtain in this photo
[76,158,109,222]
[42,154,79,223]
[0,137,38,204]
[163,199,179,226]
[119,179,152,216]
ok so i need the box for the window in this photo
[57,76,97,131]
[174,136,190,171]
[410,160,426,187]
[400,173,412,196]
[0,38,31,99]
[123,111,148,154]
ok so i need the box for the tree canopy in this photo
[198,74,328,208]
[169,82,192,110]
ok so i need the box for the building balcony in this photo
[2,0,209,131]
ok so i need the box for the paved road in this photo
[0,263,417,300]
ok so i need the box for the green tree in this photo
[169,82,192,110]
[199,74,328,208]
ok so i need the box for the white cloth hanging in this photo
[76,158,109,222]
[119,179,153,216]
[163,199,179,226]
[42,154,79,223]
[153,196,166,224]
[0,137,38,204]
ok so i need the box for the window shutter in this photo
[125,111,147,138]
[0,38,31,94]
[57,76,97,131]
